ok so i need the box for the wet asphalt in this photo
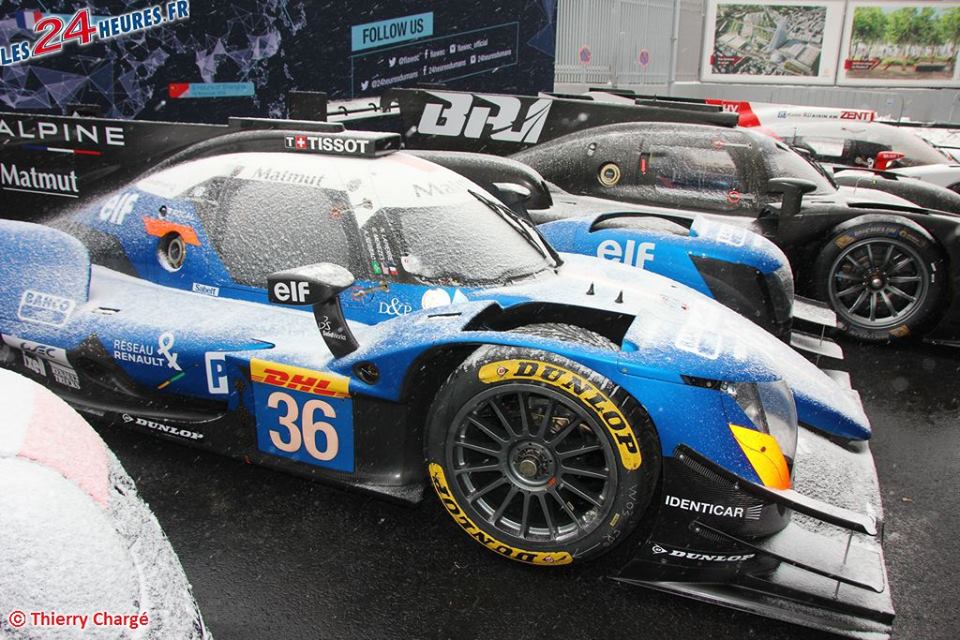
[97,339,960,640]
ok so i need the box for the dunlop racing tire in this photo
[426,323,660,565]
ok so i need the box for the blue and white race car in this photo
[0,116,891,637]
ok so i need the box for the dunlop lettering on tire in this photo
[477,359,641,471]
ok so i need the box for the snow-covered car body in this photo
[404,150,801,341]
[376,89,960,342]
[0,115,890,637]
[0,369,209,639]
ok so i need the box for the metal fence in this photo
[555,0,675,88]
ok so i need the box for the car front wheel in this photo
[425,324,660,565]
[815,224,945,342]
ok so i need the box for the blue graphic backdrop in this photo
[0,1,557,123]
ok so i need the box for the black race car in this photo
[371,89,960,344]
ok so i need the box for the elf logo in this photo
[596,239,655,269]
[272,281,310,303]
[417,91,552,144]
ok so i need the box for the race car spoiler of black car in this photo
[617,444,894,640]
[376,88,738,155]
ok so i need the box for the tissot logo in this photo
[283,134,373,156]
[1,162,78,197]
[0,118,125,146]
[417,91,552,143]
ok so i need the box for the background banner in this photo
[0,1,558,122]
[700,0,845,84]
[838,1,960,87]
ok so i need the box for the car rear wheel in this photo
[815,224,945,342]
[425,324,659,565]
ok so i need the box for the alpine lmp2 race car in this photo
[376,89,960,344]
[0,112,891,637]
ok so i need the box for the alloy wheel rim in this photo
[828,238,928,329]
[447,384,617,544]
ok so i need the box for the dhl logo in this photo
[250,359,350,398]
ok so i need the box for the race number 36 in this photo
[252,385,354,472]
[267,391,339,460]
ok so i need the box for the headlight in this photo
[724,379,798,463]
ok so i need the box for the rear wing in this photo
[0,105,401,222]
[366,88,738,155]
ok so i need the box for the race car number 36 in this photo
[250,359,355,472]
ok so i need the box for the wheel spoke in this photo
[834,271,860,281]
[890,257,914,274]
[467,415,507,445]
[887,275,921,284]
[869,292,878,321]
[836,283,866,297]
[487,397,520,438]
[881,244,895,268]
[534,399,557,439]
[516,392,530,435]
[547,418,582,445]
[490,486,518,524]
[549,487,582,530]
[467,476,508,503]
[843,254,863,271]
[558,444,603,459]
[454,462,501,475]
[886,285,917,302]
[456,440,502,457]
[560,479,604,508]
[879,290,898,317]
[847,289,869,313]
[865,243,876,267]
[520,492,532,537]
[538,493,558,537]
[561,464,608,480]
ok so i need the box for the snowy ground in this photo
[95,339,959,640]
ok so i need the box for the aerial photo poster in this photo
[702,0,844,84]
[838,1,960,87]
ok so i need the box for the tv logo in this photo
[417,91,552,144]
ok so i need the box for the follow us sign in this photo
[351,12,433,51]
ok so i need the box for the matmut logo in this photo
[1,162,78,197]
[250,359,350,398]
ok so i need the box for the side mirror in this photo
[267,263,359,358]
[765,177,817,218]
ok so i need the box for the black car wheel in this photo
[815,223,945,342]
[425,324,659,564]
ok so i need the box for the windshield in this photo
[363,194,555,286]
[767,146,837,195]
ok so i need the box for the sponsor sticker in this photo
[192,282,220,297]
[650,543,755,563]
[122,413,203,440]
[50,362,80,389]
[250,359,350,398]
[17,290,76,327]
[250,359,354,471]
[478,359,641,471]
[22,351,46,377]
[429,463,572,565]
[663,495,762,520]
